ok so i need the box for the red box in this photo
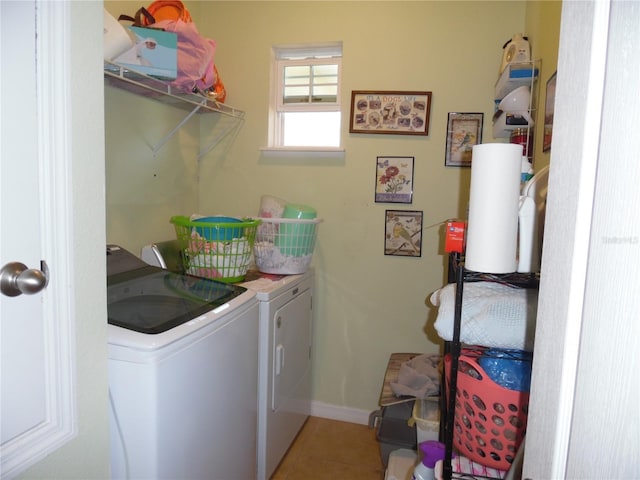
[445,220,465,253]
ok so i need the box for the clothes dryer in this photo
[240,270,314,480]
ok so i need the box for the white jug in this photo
[517,165,549,273]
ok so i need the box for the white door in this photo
[524,1,640,478]
[0,2,76,478]
[1,0,46,444]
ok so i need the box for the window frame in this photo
[266,43,344,153]
[277,58,341,112]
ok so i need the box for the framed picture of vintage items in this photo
[350,91,432,135]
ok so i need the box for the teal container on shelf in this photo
[192,216,242,241]
[275,204,317,256]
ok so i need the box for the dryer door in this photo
[271,289,312,412]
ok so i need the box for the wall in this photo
[193,1,526,414]
[104,0,526,415]
[14,1,567,477]
[104,77,201,247]
[103,1,562,417]
[526,0,562,171]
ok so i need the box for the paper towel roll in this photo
[465,143,523,273]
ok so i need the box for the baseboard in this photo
[309,400,374,426]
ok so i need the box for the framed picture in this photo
[543,71,557,152]
[384,210,423,257]
[349,90,432,135]
[375,156,414,204]
[445,112,483,167]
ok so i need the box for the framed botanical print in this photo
[375,156,414,204]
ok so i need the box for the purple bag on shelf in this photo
[152,19,218,95]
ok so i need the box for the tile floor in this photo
[271,416,386,480]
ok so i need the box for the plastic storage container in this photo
[374,401,417,467]
[254,217,321,274]
[444,348,529,471]
[412,397,440,445]
[385,448,418,480]
[170,215,260,283]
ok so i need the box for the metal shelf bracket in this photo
[104,62,245,156]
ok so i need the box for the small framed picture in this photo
[543,71,557,152]
[349,90,432,135]
[375,156,414,204]
[384,210,423,257]
[444,112,484,167]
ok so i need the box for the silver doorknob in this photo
[1,261,49,297]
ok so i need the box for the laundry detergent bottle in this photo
[412,441,446,480]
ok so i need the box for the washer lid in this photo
[108,264,247,334]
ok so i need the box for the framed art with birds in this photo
[384,210,423,257]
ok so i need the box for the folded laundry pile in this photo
[187,234,251,280]
[389,353,440,399]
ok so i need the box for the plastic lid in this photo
[282,203,317,219]
[419,441,446,468]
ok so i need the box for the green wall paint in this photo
[105,0,560,413]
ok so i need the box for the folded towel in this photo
[390,354,440,399]
[430,281,538,351]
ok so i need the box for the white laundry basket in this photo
[254,217,322,274]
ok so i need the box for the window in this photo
[268,43,342,150]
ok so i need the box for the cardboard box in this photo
[114,26,177,80]
[445,220,465,253]
[384,448,418,480]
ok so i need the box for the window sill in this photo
[260,146,345,158]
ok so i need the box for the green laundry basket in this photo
[170,215,260,283]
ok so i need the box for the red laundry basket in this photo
[444,348,529,471]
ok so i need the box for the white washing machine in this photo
[141,241,314,480]
[107,245,260,480]
[240,270,314,480]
